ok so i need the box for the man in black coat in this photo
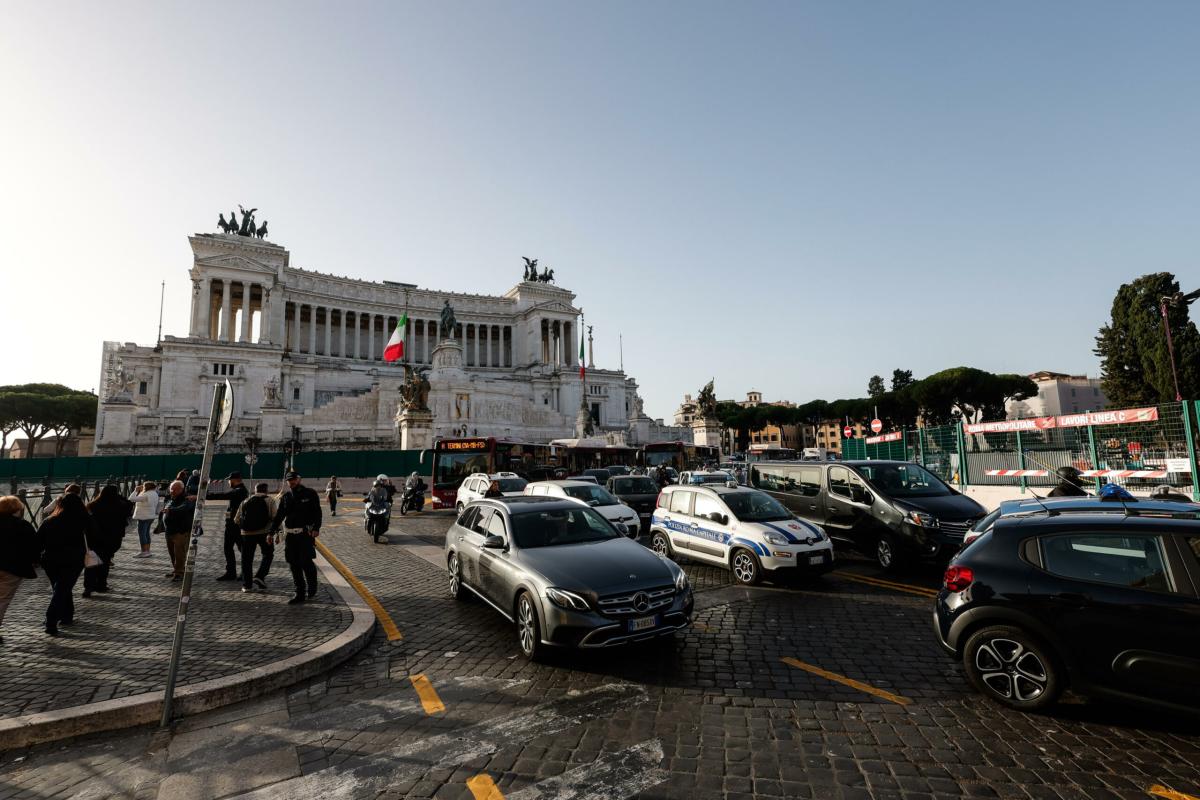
[1047,466,1088,498]
[162,480,196,581]
[271,471,322,605]
[208,472,249,581]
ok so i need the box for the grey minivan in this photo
[750,460,985,570]
[445,496,693,659]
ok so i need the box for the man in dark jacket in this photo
[271,471,322,605]
[208,472,249,581]
[0,495,39,643]
[1047,466,1088,498]
[162,480,196,581]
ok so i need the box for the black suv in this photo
[606,474,660,534]
[934,499,1200,713]
[750,460,984,569]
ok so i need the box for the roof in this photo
[474,496,581,513]
[997,496,1200,520]
[996,510,1200,533]
[528,480,598,488]
[664,484,754,495]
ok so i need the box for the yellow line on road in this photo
[410,673,446,715]
[314,539,403,641]
[467,774,505,800]
[1150,785,1200,800]
[832,570,939,598]
[781,657,912,706]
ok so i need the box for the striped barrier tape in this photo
[985,469,1049,477]
[985,468,1169,479]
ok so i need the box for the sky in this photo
[2,1,1198,420]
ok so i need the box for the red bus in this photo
[429,438,556,509]
[639,441,720,472]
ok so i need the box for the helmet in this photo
[1150,485,1171,499]
[1055,466,1081,482]
[377,474,388,482]
[410,471,418,478]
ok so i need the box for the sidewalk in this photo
[0,508,376,750]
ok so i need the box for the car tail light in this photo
[943,565,974,593]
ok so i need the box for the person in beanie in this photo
[208,472,249,582]
[271,471,322,604]
[234,482,278,593]
[162,481,195,581]
[1048,466,1088,497]
[0,496,39,644]
[325,476,341,516]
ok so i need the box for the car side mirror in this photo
[482,534,505,549]
[615,522,634,538]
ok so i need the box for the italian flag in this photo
[579,326,586,380]
[383,313,407,363]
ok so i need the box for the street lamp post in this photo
[1160,288,1199,402]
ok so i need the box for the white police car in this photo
[649,485,834,585]
[455,472,528,512]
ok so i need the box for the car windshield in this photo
[563,485,618,506]
[854,463,952,497]
[496,478,528,493]
[971,508,1001,532]
[721,491,793,522]
[612,477,658,494]
[689,473,730,485]
[510,506,621,548]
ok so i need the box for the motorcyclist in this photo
[1047,466,1088,497]
[654,464,670,489]
[401,471,427,513]
[377,474,397,504]
[364,478,392,539]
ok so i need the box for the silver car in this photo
[445,496,694,660]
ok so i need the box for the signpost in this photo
[871,418,883,434]
[843,425,853,439]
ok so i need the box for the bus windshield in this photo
[435,452,489,490]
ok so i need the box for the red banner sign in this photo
[865,431,903,445]
[963,406,1160,435]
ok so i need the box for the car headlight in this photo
[674,570,689,592]
[907,510,939,528]
[763,532,789,546]
[545,587,591,612]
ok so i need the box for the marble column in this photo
[307,305,317,354]
[200,277,213,339]
[340,309,347,357]
[240,282,253,342]
[221,280,233,342]
[323,307,332,356]
[367,314,376,361]
[353,312,361,359]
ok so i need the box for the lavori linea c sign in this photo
[963,405,1160,435]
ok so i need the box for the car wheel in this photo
[515,592,543,661]
[963,625,1063,712]
[650,531,674,559]
[875,533,905,572]
[730,548,761,585]
[447,552,467,601]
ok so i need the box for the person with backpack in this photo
[234,482,278,593]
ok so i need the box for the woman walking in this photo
[84,485,132,596]
[37,493,92,635]
[325,476,341,516]
[129,481,161,558]
[0,496,39,644]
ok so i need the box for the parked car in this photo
[649,485,834,585]
[445,496,694,659]
[606,474,661,534]
[962,495,1200,549]
[524,480,641,534]
[606,465,631,477]
[935,502,1200,713]
[679,470,736,487]
[566,475,598,484]
[455,472,528,512]
[750,460,985,570]
[581,468,612,484]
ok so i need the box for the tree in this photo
[1095,272,1200,405]
[0,384,98,458]
[867,375,886,398]
[891,369,914,392]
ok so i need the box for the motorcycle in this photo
[398,483,424,516]
[364,498,391,543]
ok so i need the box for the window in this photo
[485,512,507,539]
[138,381,147,395]
[293,387,301,400]
[471,508,495,535]
[457,506,480,530]
[828,467,850,498]
[692,493,726,522]
[669,490,693,515]
[510,507,619,548]
[1041,534,1173,592]
[1186,537,1200,560]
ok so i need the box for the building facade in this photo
[95,231,647,454]
[1007,371,1109,418]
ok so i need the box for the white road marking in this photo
[505,739,666,800]
[230,683,649,800]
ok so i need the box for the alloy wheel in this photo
[448,554,461,597]
[975,637,1049,702]
[732,550,757,584]
[651,533,671,557]
[876,537,894,569]
[517,595,536,656]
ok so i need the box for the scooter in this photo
[398,483,424,516]
[364,498,391,543]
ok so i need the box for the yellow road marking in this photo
[314,539,403,641]
[832,570,939,598]
[781,657,912,706]
[1150,785,1200,800]
[410,673,446,715]
[467,774,505,800]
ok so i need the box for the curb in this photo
[0,550,377,751]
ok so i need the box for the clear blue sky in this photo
[3,2,1197,420]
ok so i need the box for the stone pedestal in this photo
[398,409,434,451]
[260,406,288,444]
[96,402,135,448]
[691,416,723,452]
[431,339,464,372]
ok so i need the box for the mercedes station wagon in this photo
[445,496,694,660]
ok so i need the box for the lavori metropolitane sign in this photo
[962,406,1159,435]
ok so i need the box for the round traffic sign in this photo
[843,425,853,438]
[871,418,883,434]
[244,453,258,465]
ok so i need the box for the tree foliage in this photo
[890,369,914,392]
[867,375,886,398]
[0,384,98,458]
[1095,272,1200,405]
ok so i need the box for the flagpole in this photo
[403,289,411,367]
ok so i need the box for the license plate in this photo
[808,555,825,565]
[628,616,657,631]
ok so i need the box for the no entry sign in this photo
[870,418,883,434]
[843,426,853,438]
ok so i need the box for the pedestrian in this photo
[1150,485,1194,503]
[234,482,278,593]
[271,471,322,605]
[185,469,201,499]
[37,493,92,636]
[484,480,503,498]
[129,480,161,558]
[0,496,39,644]
[325,476,341,516]
[161,480,195,581]
[83,485,133,597]
[1048,466,1088,498]
[208,472,249,582]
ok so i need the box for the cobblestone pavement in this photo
[2,508,1199,800]
[0,509,352,722]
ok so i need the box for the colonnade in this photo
[539,319,577,367]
